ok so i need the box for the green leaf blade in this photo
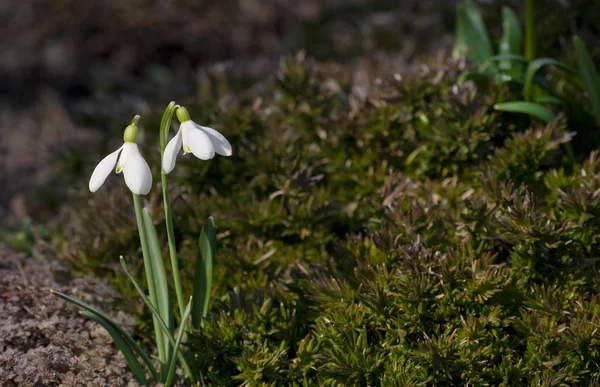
[192,216,216,330]
[499,7,523,79]
[165,297,193,387]
[453,3,468,59]
[461,0,496,73]
[142,208,174,365]
[574,36,600,125]
[494,101,557,122]
[523,58,579,101]
[120,257,196,383]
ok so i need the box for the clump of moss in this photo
[52,32,600,384]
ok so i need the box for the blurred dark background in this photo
[0,0,597,223]
[0,0,460,103]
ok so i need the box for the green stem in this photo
[525,0,535,61]
[162,173,186,321]
[132,193,168,375]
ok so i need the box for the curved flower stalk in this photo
[89,116,152,195]
[162,106,232,174]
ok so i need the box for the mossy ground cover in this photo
[0,0,594,385]
[49,43,600,385]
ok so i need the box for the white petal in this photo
[121,143,153,195]
[162,129,183,174]
[89,145,123,192]
[196,123,232,156]
[182,121,215,160]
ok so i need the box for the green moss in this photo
[52,42,600,384]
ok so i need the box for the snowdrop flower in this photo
[89,119,152,195]
[162,106,232,174]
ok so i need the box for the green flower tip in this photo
[123,124,138,143]
[176,106,191,123]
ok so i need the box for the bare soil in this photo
[0,242,139,386]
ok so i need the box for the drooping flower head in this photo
[162,106,232,174]
[89,117,153,195]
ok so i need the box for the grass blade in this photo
[574,36,600,125]
[165,297,193,387]
[461,0,495,72]
[523,58,578,101]
[51,289,159,381]
[494,101,557,122]
[499,7,523,79]
[80,311,147,385]
[192,216,216,330]
[142,208,173,362]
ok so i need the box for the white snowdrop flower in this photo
[89,119,152,195]
[162,106,232,174]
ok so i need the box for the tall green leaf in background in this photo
[498,7,523,80]
[494,101,557,122]
[453,2,468,59]
[574,36,600,125]
[192,217,216,329]
[460,0,496,74]
[523,58,578,101]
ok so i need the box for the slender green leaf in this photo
[461,0,496,73]
[51,290,159,381]
[480,55,529,81]
[80,311,147,385]
[535,95,564,106]
[132,194,166,376]
[405,146,426,166]
[165,298,193,387]
[453,3,468,59]
[499,7,523,79]
[120,257,195,382]
[142,208,173,361]
[192,216,216,330]
[523,58,578,101]
[494,101,557,122]
[120,257,174,345]
[574,36,600,125]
